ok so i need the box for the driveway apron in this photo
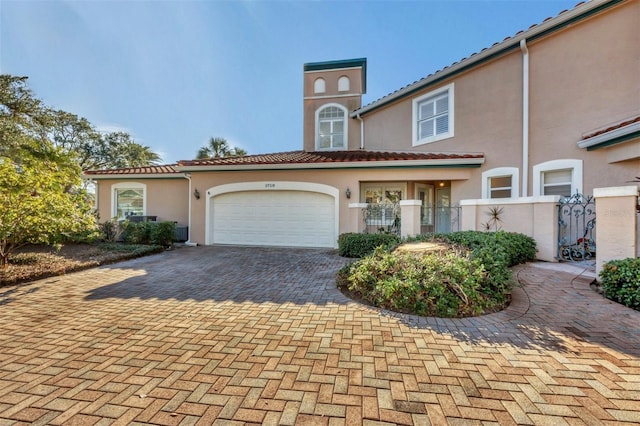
[0,246,638,425]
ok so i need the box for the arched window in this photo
[111,182,146,219]
[482,167,520,199]
[533,159,583,197]
[338,76,350,92]
[314,78,326,94]
[316,104,347,150]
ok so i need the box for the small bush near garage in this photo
[338,231,537,317]
[338,233,400,258]
[120,221,176,246]
[599,258,640,311]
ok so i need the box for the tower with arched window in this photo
[303,58,366,152]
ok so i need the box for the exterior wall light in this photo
[345,188,351,199]
[193,189,200,200]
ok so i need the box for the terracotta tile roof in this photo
[177,150,484,167]
[84,164,179,175]
[581,116,640,140]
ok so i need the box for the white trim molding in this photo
[532,159,583,197]
[110,181,147,219]
[481,167,520,199]
[205,181,340,246]
[412,83,455,146]
[593,185,639,198]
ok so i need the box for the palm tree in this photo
[196,137,247,159]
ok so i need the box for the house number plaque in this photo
[265,183,276,188]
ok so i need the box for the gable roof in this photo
[84,150,484,178]
[84,164,180,179]
[352,0,623,117]
[177,150,484,171]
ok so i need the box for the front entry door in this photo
[435,187,451,234]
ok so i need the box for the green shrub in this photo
[599,258,640,311]
[441,231,537,267]
[121,221,176,246]
[99,220,121,243]
[338,231,537,317]
[342,247,489,317]
[151,221,176,247]
[338,233,400,258]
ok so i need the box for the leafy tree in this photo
[102,131,162,168]
[196,137,247,159]
[1,74,163,171]
[0,150,97,268]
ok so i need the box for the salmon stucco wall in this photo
[95,178,189,225]
[187,167,475,245]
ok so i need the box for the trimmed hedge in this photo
[338,231,538,317]
[599,258,640,311]
[338,233,400,258]
[343,248,487,317]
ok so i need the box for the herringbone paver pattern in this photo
[0,246,638,425]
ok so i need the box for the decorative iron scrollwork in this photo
[557,193,596,262]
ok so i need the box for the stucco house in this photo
[85,0,639,251]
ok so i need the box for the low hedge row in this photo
[337,233,400,258]
[99,220,176,246]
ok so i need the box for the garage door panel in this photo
[211,190,335,248]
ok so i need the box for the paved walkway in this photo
[0,246,638,425]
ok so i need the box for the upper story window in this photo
[533,159,583,197]
[482,167,519,199]
[111,182,146,219]
[314,78,326,94]
[316,104,347,150]
[338,76,350,92]
[412,83,454,146]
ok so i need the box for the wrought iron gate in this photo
[557,193,596,262]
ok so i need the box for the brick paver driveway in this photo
[1,246,639,425]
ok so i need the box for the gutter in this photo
[356,114,364,149]
[578,122,640,150]
[520,39,530,197]
[182,173,197,246]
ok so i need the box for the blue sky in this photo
[1,0,577,165]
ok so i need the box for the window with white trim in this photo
[542,170,572,196]
[316,104,347,150]
[314,78,325,94]
[338,76,350,92]
[532,159,582,197]
[482,167,519,199]
[112,182,146,219]
[412,83,454,146]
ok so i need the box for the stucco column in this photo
[348,203,367,233]
[532,195,561,263]
[594,186,639,276]
[400,200,422,238]
[459,200,478,231]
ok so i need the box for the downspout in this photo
[520,39,529,197]
[183,172,197,246]
[356,113,364,149]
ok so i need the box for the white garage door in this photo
[211,190,336,248]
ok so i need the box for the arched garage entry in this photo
[205,182,339,248]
